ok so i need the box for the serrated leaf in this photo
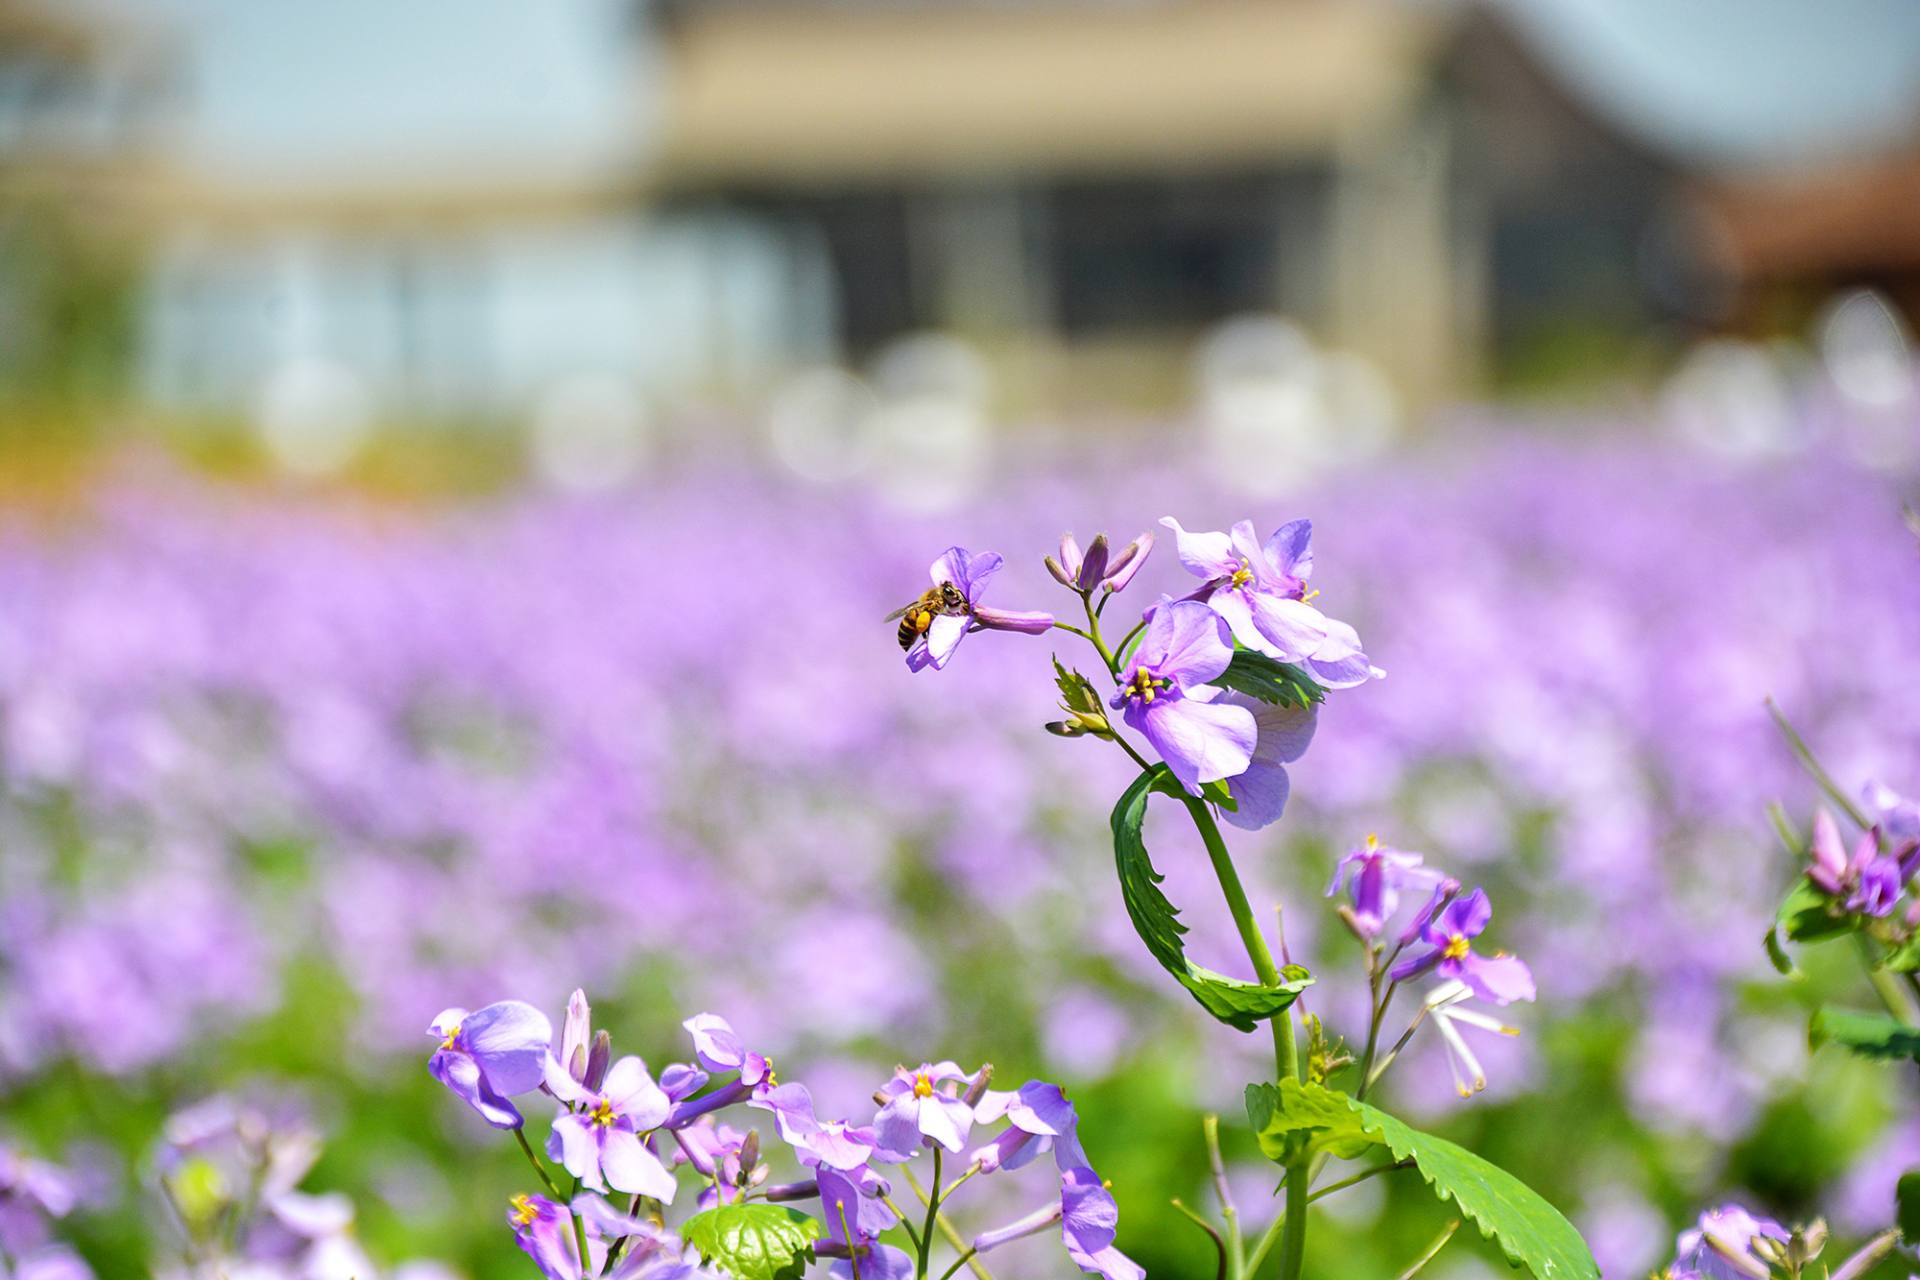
[1809,1008,1920,1062]
[680,1203,822,1280]
[1897,1170,1920,1242]
[1110,766,1311,1031]
[1246,1081,1599,1280]
[1208,650,1326,710]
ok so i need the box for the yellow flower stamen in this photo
[912,1072,935,1100]
[1229,559,1255,589]
[440,1024,461,1051]
[1300,587,1321,605]
[509,1194,538,1227]
[1442,934,1471,961]
[588,1099,617,1128]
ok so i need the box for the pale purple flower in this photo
[0,1146,77,1220]
[1668,1204,1789,1280]
[1325,836,1443,937]
[1389,889,1536,1005]
[825,1241,913,1280]
[1160,515,1381,688]
[545,1056,677,1199]
[427,1001,553,1129]
[905,548,1052,672]
[1423,979,1520,1098]
[1807,809,1904,917]
[973,1167,1144,1280]
[1111,600,1255,795]
[872,1063,976,1157]
[754,1083,879,1172]
[681,1013,773,1088]
[508,1193,580,1280]
[1215,694,1316,830]
[970,1081,1088,1174]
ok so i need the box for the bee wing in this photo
[882,603,916,622]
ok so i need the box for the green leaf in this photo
[1246,1081,1600,1280]
[1110,766,1311,1031]
[1762,926,1797,977]
[1053,657,1104,716]
[1776,879,1852,944]
[1896,1170,1920,1243]
[1208,650,1326,710]
[1200,778,1239,812]
[1809,1008,1920,1062]
[1886,934,1920,973]
[680,1204,822,1280]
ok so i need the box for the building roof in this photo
[650,0,1443,187]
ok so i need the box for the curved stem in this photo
[916,1149,944,1279]
[568,1176,590,1276]
[1080,593,1122,676]
[936,1249,981,1280]
[514,1128,563,1198]
[1171,1200,1229,1280]
[1203,1115,1244,1280]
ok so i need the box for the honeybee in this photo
[886,581,969,650]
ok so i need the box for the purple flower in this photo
[1325,836,1443,937]
[973,1167,1143,1280]
[1423,979,1520,1098]
[1807,809,1904,917]
[754,1083,879,1172]
[1216,694,1316,830]
[905,548,1052,672]
[1668,1205,1789,1280]
[872,1063,976,1157]
[1160,515,1381,688]
[508,1193,581,1280]
[681,1013,773,1088]
[1046,532,1155,594]
[1111,600,1255,796]
[1389,889,1535,1005]
[970,1081,1088,1174]
[427,1001,553,1129]
[545,1056,677,1199]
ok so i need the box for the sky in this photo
[92,0,1920,183]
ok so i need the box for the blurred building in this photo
[19,0,1920,424]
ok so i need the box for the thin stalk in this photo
[569,1176,591,1276]
[1307,1161,1409,1203]
[917,1148,944,1279]
[1243,1208,1287,1277]
[840,1205,863,1280]
[1081,594,1121,676]
[902,1164,994,1280]
[1766,698,1872,830]
[1052,621,1097,645]
[1395,1220,1462,1280]
[1170,1199,1230,1280]
[1181,796,1293,1073]
[935,1249,981,1280]
[880,1195,922,1254]
[514,1128,563,1197]
[1203,1115,1244,1280]
[1857,933,1920,1024]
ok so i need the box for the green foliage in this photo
[1885,934,1920,973]
[1246,1080,1600,1280]
[1208,651,1325,710]
[1764,880,1856,974]
[1808,1008,1920,1062]
[679,1204,821,1280]
[1110,767,1311,1032]
[1897,1171,1920,1244]
[1050,657,1113,738]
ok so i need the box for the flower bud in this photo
[584,1031,612,1092]
[962,1063,994,1106]
[1044,554,1076,588]
[1102,531,1154,593]
[1397,879,1460,946]
[1075,535,1110,591]
[735,1130,761,1182]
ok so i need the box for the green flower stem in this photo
[916,1148,943,1279]
[1170,1199,1230,1280]
[1395,1219,1462,1280]
[568,1176,590,1275]
[1203,1114,1245,1280]
[901,1163,994,1280]
[513,1127,563,1197]
[1081,593,1122,677]
[1175,794,1312,1280]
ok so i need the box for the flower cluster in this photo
[1326,837,1535,1099]
[910,516,1375,827]
[0,1141,87,1280]
[1802,784,1920,927]
[1654,1204,1902,1280]
[427,990,1141,1280]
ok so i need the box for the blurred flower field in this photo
[1,423,1917,1279]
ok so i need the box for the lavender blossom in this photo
[544,1056,677,1199]
[1160,516,1381,688]
[970,1081,1088,1174]
[427,1001,553,1129]
[872,1063,976,1158]
[1214,694,1317,830]
[973,1167,1144,1280]
[1666,1205,1790,1280]
[1111,600,1256,795]
[1389,888,1536,1005]
[1423,979,1520,1098]
[1807,809,1904,916]
[1325,836,1442,938]
[905,548,1052,672]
